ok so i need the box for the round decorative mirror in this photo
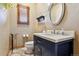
[49,3,65,25]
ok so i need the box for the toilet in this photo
[25,41,34,54]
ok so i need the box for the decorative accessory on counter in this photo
[22,34,29,46]
[0,3,16,9]
[22,34,29,39]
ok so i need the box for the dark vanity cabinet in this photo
[33,35,73,56]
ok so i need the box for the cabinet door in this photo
[57,40,73,56]
[41,45,52,56]
[34,44,42,56]
[34,35,56,56]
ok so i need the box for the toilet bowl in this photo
[25,41,33,53]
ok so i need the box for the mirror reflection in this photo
[49,3,65,25]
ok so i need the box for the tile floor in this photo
[8,47,34,56]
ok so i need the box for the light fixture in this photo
[36,16,45,23]
[0,3,16,10]
[0,7,7,26]
[0,3,15,26]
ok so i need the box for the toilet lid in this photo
[25,41,33,45]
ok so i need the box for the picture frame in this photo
[17,4,29,25]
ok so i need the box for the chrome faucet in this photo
[51,28,64,35]
[51,29,56,34]
[51,25,56,34]
[61,28,64,35]
[53,29,56,34]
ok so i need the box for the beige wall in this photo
[0,10,10,55]
[9,3,79,55]
[9,4,37,47]
[57,3,79,55]
[35,3,52,32]
[36,3,79,55]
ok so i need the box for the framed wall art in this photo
[17,4,29,25]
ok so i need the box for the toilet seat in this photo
[25,41,33,54]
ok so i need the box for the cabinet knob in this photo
[37,40,41,43]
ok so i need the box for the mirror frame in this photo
[49,3,65,25]
[17,4,29,25]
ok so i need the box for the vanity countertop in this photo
[34,30,75,43]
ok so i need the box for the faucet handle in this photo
[51,30,55,34]
[61,28,64,35]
